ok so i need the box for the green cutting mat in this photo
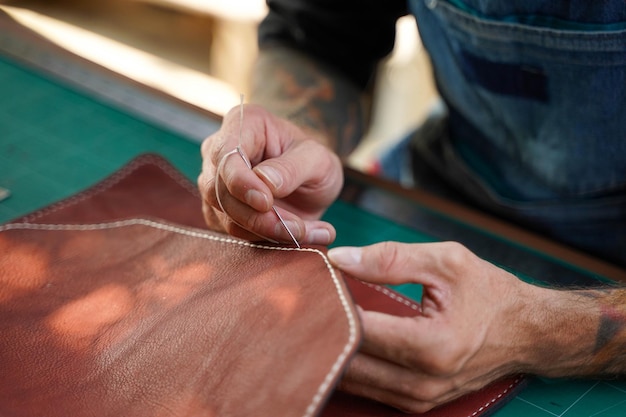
[1,55,625,416]
[0,55,202,221]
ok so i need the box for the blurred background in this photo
[0,0,438,171]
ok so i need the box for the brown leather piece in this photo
[4,154,526,416]
[0,220,360,417]
[15,154,207,228]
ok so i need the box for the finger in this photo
[327,242,445,287]
[342,351,491,414]
[201,107,279,213]
[200,199,266,241]
[357,310,433,370]
[201,151,336,244]
[360,309,484,380]
[300,219,336,246]
[340,353,444,414]
[253,139,342,199]
[214,180,306,243]
[219,148,274,213]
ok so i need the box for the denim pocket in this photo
[410,0,626,198]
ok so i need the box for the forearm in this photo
[522,285,626,378]
[251,45,370,156]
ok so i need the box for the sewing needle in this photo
[236,95,301,249]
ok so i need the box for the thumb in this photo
[327,242,437,287]
[253,139,342,199]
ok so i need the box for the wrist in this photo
[516,286,599,377]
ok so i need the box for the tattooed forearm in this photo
[588,289,626,374]
[523,286,626,379]
[562,288,626,375]
[251,46,369,156]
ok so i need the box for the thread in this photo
[214,95,300,248]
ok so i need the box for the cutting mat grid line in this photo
[0,53,625,417]
[505,376,626,416]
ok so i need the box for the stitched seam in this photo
[358,281,421,311]
[20,155,199,223]
[355,281,524,416]
[0,219,358,417]
[466,376,524,417]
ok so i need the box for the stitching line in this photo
[359,281,421,311]
[354,281,524,416]
[5,147,523,415]
[0,219,358,417]
[20,155,199,223]
[467,376,524,417]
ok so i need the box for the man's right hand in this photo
[197,104,343,246]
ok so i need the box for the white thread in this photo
[359,281,421,311]
[214,149,280,244]
[214,148,240,215]
[0,219,357,417]
[7,145,523,415]
[466,377,524,417]
[303,253,359,417]
[213,98,300,248]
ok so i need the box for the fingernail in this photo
[308,228,331,245]
[245,189,269,211]
[256,166,283,190]
[327,247,362,267]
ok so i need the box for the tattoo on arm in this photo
[251,46,370,156]
[594,290,626,374]
[580,289,626,375]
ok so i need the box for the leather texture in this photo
[2,154,526,416]
[0,220,360,417]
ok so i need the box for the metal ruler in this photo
[0,14,220,142]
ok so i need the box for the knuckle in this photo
[225,103,266,125]
[372,241,410,276]
[422,345,466,376]
[197,173,214,198]
[242,213,267,235]
[427,355,457,376]
[200,135,213,155]
[274,160,299,190]
[439,241,473,269]
[225,174,250,201]
[202,134,227,165]
[392,382,441,413]
[374,241,400,275]
[223,104,242,121]
[405,380,450,406]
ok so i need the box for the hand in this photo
[328,241,538,413]
[198,104,343,245]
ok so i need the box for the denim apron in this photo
[406,0,626,265]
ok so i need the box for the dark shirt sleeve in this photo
[258,0,408,89]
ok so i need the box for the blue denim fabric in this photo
[401,0,626,265]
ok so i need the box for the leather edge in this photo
[10,154,198,224]
[0,218,363,417]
